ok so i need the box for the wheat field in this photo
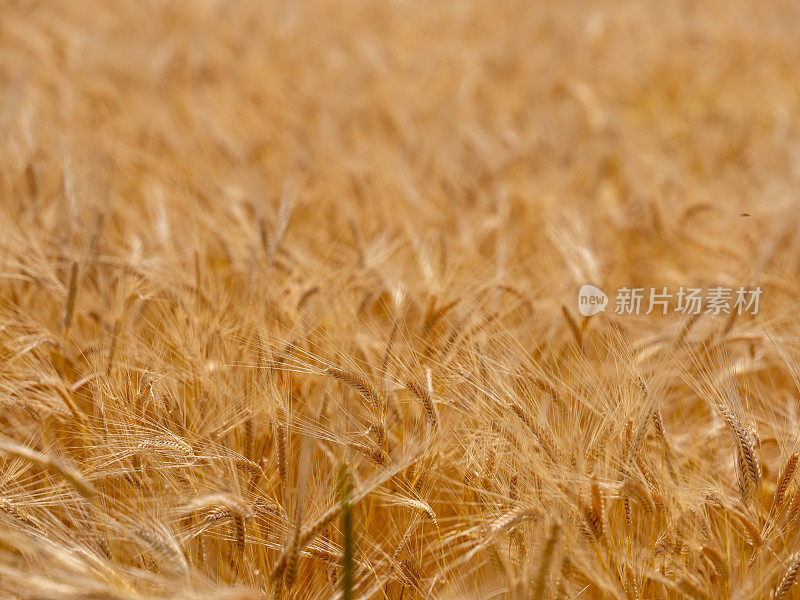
[2,0,800,599]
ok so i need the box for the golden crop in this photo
[1,1,800,598]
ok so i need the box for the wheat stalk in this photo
[532,520,561,600]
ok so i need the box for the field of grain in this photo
[2,1,800,599]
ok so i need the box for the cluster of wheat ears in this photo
[3,0,800,599]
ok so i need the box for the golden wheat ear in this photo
[771,452,799,516]
[405,380,438,429]
[62,259,79,332]
[775,554,800,600]
[323,367,384,414]
[0,436,96,501]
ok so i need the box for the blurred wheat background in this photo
[2,0,800,598]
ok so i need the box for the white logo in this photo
[578,284,608,316]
